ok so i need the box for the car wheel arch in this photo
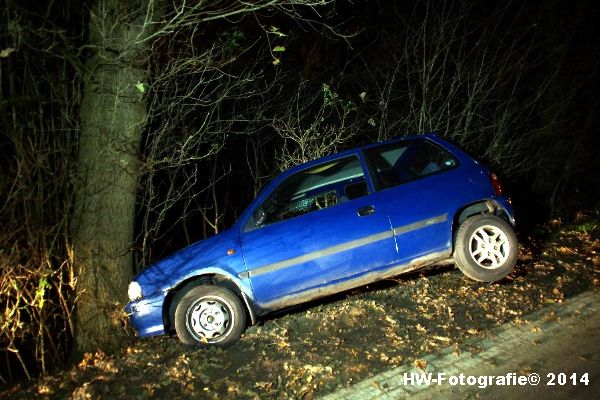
[452,200,511,248]
[452,213,518,282]
[163,273,257,333]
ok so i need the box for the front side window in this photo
[250,155,367,229]
[363,139,458,191]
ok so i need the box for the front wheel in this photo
[174,285,246,347]
[454,214,517,282]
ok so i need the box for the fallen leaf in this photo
[413,359,427,370]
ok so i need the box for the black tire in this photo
[174,285,246,347]
[454,214,518,282]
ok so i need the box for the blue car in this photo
[125,133,517,346]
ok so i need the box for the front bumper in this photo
[125,290,167,337]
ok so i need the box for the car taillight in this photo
[489,172,503,196]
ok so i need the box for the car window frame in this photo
[361,138,460,192]
[243,153,370,232]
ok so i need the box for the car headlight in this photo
[128,281,142,301]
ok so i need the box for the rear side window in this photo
[363,140,458,191]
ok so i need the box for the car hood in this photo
[133,227,241,296]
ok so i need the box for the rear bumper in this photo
[494,196,516,227]
[125,291,167,337]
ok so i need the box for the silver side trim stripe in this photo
[238,213,448,279]
[393,213,448,236]
[239,230,394,279]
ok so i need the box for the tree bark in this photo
[72,0,159,353]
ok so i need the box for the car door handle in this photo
[357,205,375,216]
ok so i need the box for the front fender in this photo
[171,266,255,302]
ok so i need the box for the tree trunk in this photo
[72,0,159,353]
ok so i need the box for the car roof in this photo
[282,132,442,175]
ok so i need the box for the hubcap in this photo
[186,297,232,342]
[469,225,510,269]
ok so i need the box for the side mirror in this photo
[253,207,267,227]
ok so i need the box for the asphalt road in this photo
[322,290,600,400]
[415,294,600,399]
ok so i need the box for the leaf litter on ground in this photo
[3,217,600,399]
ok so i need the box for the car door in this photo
[362,139,460,264]
[240,154,398,304]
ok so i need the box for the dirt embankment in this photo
[3,219,600,399]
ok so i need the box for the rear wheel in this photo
[174,285,246,347]
[454,214,517,282]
